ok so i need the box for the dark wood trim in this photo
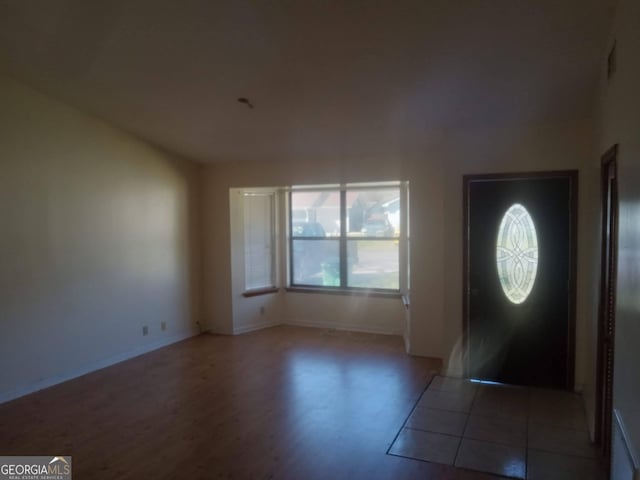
[242,287,280,298]
[567,170,579,390]
[462,170,579,388]
[595,144,618,471]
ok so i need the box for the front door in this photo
[464,172,577,389]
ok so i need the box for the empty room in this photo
[1,0,639,479]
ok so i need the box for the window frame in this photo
[241,190,277,296]
[287,182,406,294]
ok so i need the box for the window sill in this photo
[242,287,280,298]
[286,287,401,299]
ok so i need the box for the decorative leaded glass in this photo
[496,203,539,304]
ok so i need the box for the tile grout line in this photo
[527,399,604,480]
[451,380,479,467]
[456,382,529,479]
[527,390,601,466]
[386,373,436,455]
[395,376,537,477]
[526,447,601,461]
[402,426,463,440]
[412,405,477,415]
[394,377,534,479]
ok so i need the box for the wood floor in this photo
[0,326,503,479]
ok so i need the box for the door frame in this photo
[462,170,579,388]
[595,145,618,467]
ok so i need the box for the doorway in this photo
[595,145,618,465]
[463,171,578,389]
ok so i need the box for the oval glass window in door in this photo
[496,203,539,304]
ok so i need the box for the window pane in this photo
[346,188,400,238]
[244,194,274,290]
[292,239,340,286]
[291,191,341,237]
[347,240,399,289]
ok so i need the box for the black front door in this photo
[464,172,577,389]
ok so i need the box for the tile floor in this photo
[388,376,604,479]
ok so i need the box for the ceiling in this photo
[0,0,615,163]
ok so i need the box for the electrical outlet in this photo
[161,321,167,331]
[260,306,265,315]
[142,325,149,336]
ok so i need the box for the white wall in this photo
[284,293,405,335]
[0,75,202,402]
[598,0,640,472]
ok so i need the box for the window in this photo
[243,192,276,292]
[496,203,539,304]
[289,183,404,291]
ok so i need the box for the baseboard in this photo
[284,319,402,336]
[232,320,282,335]
[613,409,640,480]
[0,328,199,404]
